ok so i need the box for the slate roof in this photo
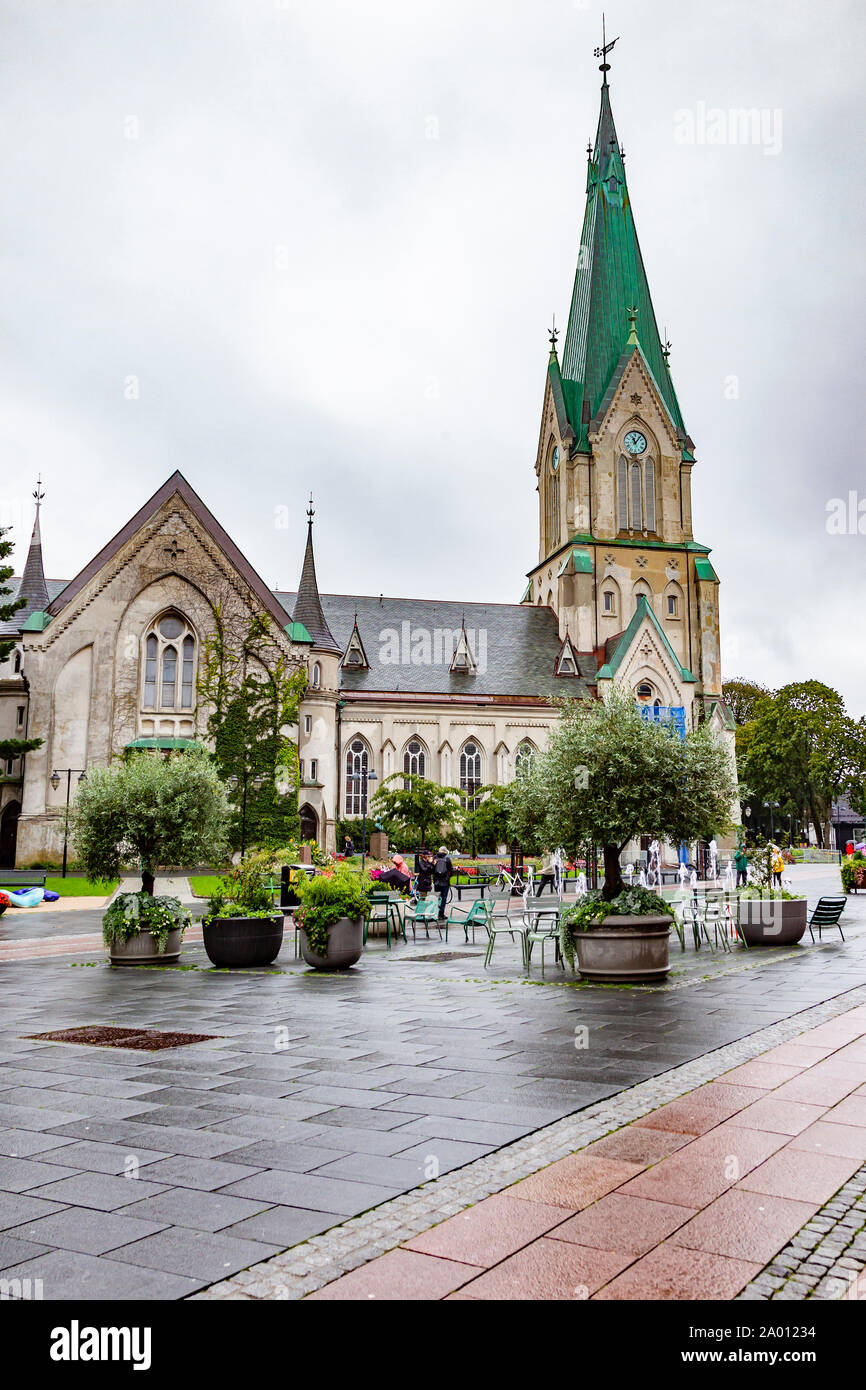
[273,591,597,700]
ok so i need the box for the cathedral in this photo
[0,59,735,868]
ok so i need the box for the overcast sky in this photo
[3,0,864,712]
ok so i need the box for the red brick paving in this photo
[307,1248,485,1300]
[309,1002,866,1300]
[503,1153,642,1209]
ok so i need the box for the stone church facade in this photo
[0,64,736,868]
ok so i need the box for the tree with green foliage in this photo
[738,681,866,847]
[198,606,307,851]
[370,773,462,849]
[722,678,773,727]
[72,749,229,893]
[460,783,512,855]
[507,692,736,899]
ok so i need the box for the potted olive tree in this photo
[293,864,372,971]
[506,692,736,982]
[72,749,229,966]
[202,849,284,967]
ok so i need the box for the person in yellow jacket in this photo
[771,845,784,889]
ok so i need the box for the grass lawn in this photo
[43,877,118,896]
[189,875,229,898]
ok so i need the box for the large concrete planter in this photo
[299,915,364,971]
[735,897,807,946]
[574,915,672,982]
[109,928,183,965]
[202,915,284,967]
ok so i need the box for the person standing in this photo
[536,849,557,896]
[734,844,748,889]
[433,846,454,920]
[416,848,435,896]
[344,834,355,858]
[771,845,784,889]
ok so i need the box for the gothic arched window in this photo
[311,662,321,689]
[345,737,369,815]
[403,738,426,786]
[515,741,536,778]
[142,612,196,711]
[617,449,657,535]
[460,740,482,807]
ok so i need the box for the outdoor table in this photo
[454,881,490,901]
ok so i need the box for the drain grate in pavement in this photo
[400,951,483,963]
[24,1025,220,1051]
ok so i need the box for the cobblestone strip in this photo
[740,1164,866,1302]
[193,982,866,1300]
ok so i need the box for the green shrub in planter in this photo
[559,887,675,972]
[102,893,191,956]
[293,866,372,959]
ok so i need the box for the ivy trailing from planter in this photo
[102,893,191,956]
[559,887,674,971]
[198,607,307,852]
[292,867,372,959]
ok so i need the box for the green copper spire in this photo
[560,71,690,450]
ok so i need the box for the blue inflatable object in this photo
[42,889,60,902]
[7,887,45,908]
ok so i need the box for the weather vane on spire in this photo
[549,314,559,351]
[307,493,314,524]
[33,474,44,510]
[594,13,619,85]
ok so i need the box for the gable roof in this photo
[44,471,293,633]
[596,595,697,683]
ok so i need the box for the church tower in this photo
[524,43,724,713]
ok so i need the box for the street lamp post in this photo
[227,768,263,859]
[765,800,780,841]
[50,768,87,877]
[360,767,378,872]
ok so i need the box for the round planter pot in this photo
[202,915,284,968]
[574,915,672,983]
[109,927,183,965]
[735,897,807,946]
[299,916,364,971]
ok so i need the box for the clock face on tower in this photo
[624,430,647,455]
[551,446,560,471]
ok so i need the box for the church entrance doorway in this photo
[299,803,318,844]
[0,800,21,868]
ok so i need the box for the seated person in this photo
[376,853,412,892]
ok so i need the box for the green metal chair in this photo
[667,891,687,951]
[445,897,489,944]
[364,891,396,948]
[483,891,527,968]
[524,904,563,972]
[408,894,443,940]
[387,892,407,942]
[808,896,846,942]
[703,891,731,953]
